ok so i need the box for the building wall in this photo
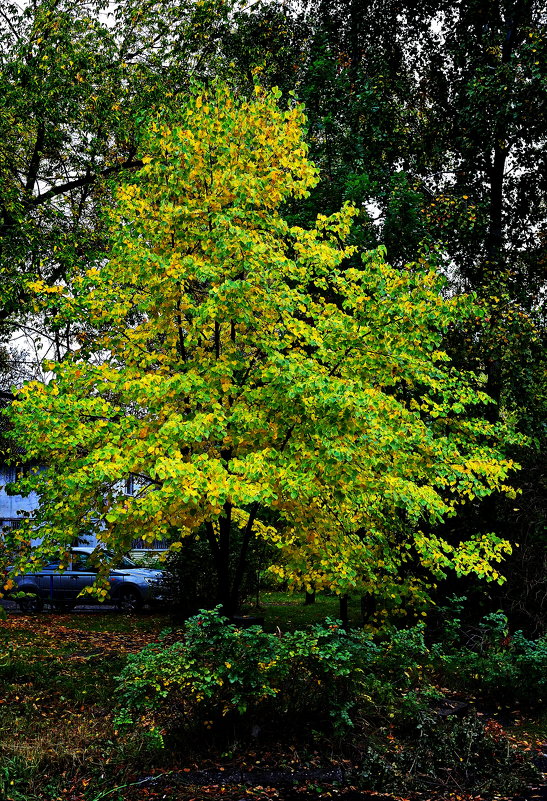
[0,463,165,552]
[0,463,40,539]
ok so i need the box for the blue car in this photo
[9,547,164,612]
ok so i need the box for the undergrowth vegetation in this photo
[0,601,546,800]
[114,607,545,796]
[115,608,435,735]
[432,609,547,705]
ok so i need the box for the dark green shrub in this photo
[115,609,371,735]
[160,536,219,620]
[432,610,547,706]
[160,532,273,621]
[114,609,437,740]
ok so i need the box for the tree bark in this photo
[339,594,349,630]
[304,590,316,605]
[231,502,259,613]
[217,502,233,615]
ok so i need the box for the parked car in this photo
[8,547,164,612]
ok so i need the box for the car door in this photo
[62,551,98,602]
[35,560,66,602]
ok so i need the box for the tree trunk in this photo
[304,590,316,606]
[230,502,260,615]
[360,593,376,624]
[217,503,233,615]
[339,594,349,630]
[481,2,530,420]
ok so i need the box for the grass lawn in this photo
[0,610,169,801]
[244,590,363,630]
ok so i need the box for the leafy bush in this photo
[159,537,219,620]
[115,608,437,738]
[114,609,540,796]
[432,610,547,705]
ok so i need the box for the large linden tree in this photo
[5,84,518,613]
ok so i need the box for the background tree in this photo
[6,85,519,614]
[1,0,545,625]
[220,0,546,628]
[0,0,231,339]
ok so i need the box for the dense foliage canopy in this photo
[6,85,519,611]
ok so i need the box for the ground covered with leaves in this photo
[0,599,546,801]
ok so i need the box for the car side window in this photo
[71,553,97,572]
[44,561,61,570]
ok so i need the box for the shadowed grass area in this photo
[45,609,171,634]
[243,590,363,630]
[0,612,169,800]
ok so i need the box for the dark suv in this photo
[9,547,164,612]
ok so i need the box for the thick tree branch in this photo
[26,158,144,208]
[204,520,220,559]
[25,121,46,194]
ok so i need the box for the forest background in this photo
[1,0,545,630]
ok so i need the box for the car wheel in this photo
[117,586,143,613]
[18,591,44,613]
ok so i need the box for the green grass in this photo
[51,610,170,634]
[0,614,167,801]
[243,589,363,630]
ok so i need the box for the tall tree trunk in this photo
[304,590,316,605]
[231,502,259,613]
[217,502,233,615]
[348,0,364,84]
[482,1,530,420]
[339,594,349,630]
[360,593,376,623]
